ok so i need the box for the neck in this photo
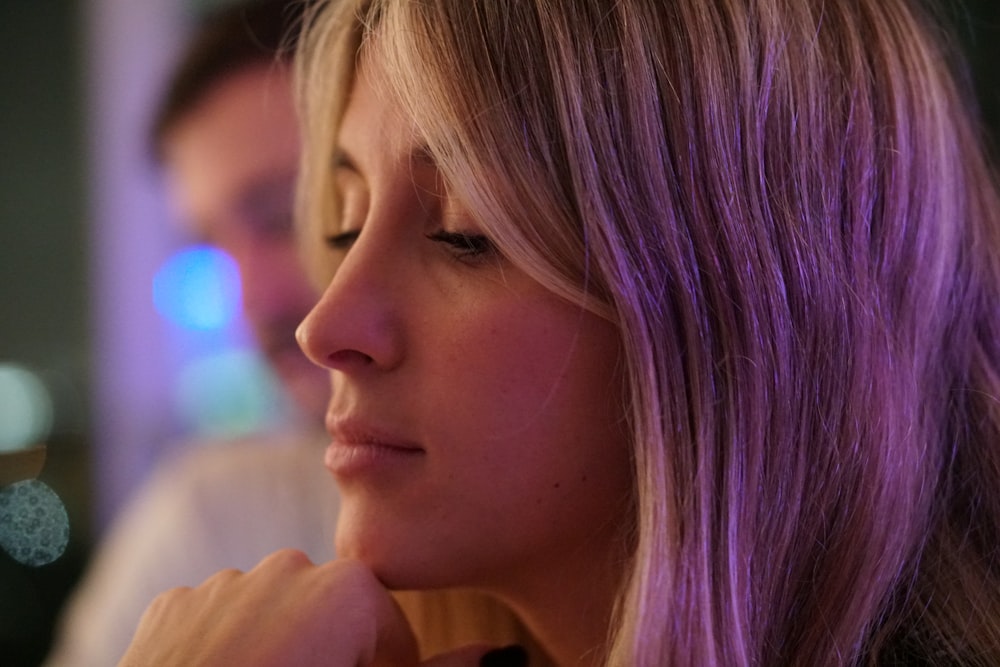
[487,529,628,666]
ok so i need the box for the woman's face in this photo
[297,61,632,594]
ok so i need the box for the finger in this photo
[312,558,420,667]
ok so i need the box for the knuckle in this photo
[329,556,372,579]
[202,567,242,587]
[259,547,313,571]
[145,585,192,616]
[325,558,382,596]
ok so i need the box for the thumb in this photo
[421,644,529,667]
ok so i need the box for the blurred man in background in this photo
[45,2,338,664]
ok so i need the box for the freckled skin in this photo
[297,64,633,605]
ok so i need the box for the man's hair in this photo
[150,0,304,159]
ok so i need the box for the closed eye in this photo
[326,229,360,250]
[426,230,497,260]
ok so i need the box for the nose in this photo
[296,230,404,375]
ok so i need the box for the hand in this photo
[118,549,423,666]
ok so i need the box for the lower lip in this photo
[324,441,424,478]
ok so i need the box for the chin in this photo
[333,510,465,591]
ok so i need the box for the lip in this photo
[324,417,424,478]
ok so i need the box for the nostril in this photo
[326,349,375,368]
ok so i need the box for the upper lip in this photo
[326,415,424,452]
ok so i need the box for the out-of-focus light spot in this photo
[0,364,53,452]
[153,245,241,330]
[174,348,286,436]
[0,479,69,567]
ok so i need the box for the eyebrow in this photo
[330,143,439,175]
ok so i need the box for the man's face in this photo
[162,64,328,422]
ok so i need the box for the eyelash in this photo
[324,229,496,262]
[325,230,358,250]
[425,230,496,260]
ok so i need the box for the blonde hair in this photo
[296,0,1000,664]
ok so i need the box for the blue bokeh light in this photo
[173,348,287,436]
[153,245,241,330]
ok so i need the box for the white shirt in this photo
[44,430,339,667]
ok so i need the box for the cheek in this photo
[433,317,576,438]
[433,307,632,569]
[430,300,629,491]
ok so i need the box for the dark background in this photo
[0,0,996,665]
[0,2,90,665]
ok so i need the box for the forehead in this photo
[336,57,425,168]
[162,64,299,232]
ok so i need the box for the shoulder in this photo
[144,430,336,525]
[43,430,336,667]
[110,428,338,559]
[161,430,324,483]
[133,429,328,507]
[65,428,339,603]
